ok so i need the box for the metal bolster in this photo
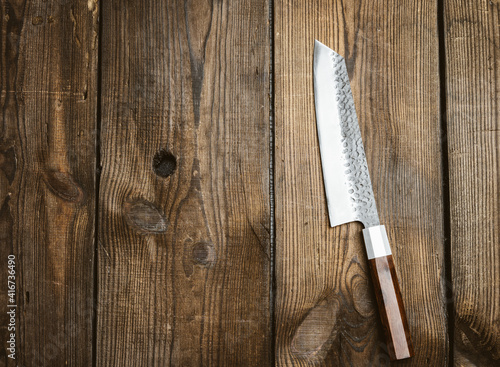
[362,225,392,259]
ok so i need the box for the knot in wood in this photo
[42,170,84,203]
[192,243,216,266]
[123,199,168,234]
[152,149,176,178]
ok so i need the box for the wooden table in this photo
[0,0,498,366]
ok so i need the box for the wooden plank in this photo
[0,0,98,365]
[97,0,271,365]
[274,0,447,365]
[444,0,500,365]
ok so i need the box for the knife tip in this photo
[314,39,326,48]
[314,40,343,59]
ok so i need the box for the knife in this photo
[313,40,414,361]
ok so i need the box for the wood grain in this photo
[274,0,447,365]
[444,0,500,365]
[97,0,271,365]
[0,0,98,365]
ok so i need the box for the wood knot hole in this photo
[152,149,176,178]
[192,243,216,266]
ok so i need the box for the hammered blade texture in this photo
[330,52,379,227]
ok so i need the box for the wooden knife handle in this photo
[362,225,414,360]
[368,255,414,360]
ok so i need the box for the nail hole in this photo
[32,16,43,25]
[152,149,177,178]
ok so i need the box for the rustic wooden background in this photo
[0,0,498,366]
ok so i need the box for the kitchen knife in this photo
[313,40,414,361]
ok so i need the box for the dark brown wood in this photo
[368,255,414,360]
[445,0,500,365]
[4,1,499,364]
[274,0,447,365]
[0,0,98,365]
[96,0,271,365]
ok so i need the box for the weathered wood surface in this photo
[445,0,500,365]
[274,0,448,365]
[96,0,271,365]
[2,0,500,366]
[0,0,98,366]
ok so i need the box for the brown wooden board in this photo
[445,0,500,365]
[4,0,500,365]
[274,0,448,365]
[0,0,98,365]
[96,0,271,365]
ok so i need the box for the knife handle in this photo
[363,225,414,361]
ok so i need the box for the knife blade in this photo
[313,40,414,361]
